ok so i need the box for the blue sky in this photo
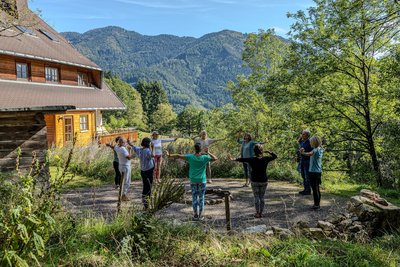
[30,0,315,37]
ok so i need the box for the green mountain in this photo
[62,26,249,110]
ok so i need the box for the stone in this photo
[336,218,352,231]
[244,225,268,234]
[266,230,274,236]
[360,189,380,201]
[294,220,309,229]
[351,215,359,222]
[308,228,326,239]
[272,226,294,238]
[317,221,335,231]
[348,224,363,233]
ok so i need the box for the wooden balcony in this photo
[97,128,139,145]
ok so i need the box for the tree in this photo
[283,0,400,186]
[0,0,39,37]
[135,80,169,127]
[175,106,206,137]
[104,75,146,129]
[151,103,177,134]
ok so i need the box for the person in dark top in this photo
[298,130,312,195]
[229,144,277,218]
[106,136,122,189]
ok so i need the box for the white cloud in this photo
[272,26,288,34]
[114,0,202,9]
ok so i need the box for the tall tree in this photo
[151,103,177,133]
[135,80,169,127]
[104,75,146,129]
[284,0,400,186]
[175,106,207,137]
[0,0,39,37]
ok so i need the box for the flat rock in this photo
[317,220,335,231]
[309,227,326,239]
[243,225,268,234]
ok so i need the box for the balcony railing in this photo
[97,128,139,145]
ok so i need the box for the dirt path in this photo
[61,179,348,232]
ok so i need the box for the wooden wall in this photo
[0,111,48,171]
[0,54,101,87]
[47,111,96,147]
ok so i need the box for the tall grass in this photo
[44,212,400,266]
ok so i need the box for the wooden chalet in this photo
[0,0,126,171]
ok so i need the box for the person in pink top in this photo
[150,131,177,183]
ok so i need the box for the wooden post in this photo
[117,173,124,214]
[224,192,231,231]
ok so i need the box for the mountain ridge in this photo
[62,26,250,110]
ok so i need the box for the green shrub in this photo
[0,148,75,266]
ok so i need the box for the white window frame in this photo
[80,115,89,132]
[77,72,88,86]
[16,62,28,79]
[45,67,59,82]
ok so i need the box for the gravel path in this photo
[61,179,348,232]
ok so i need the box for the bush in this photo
[0,148,74,266]
[49,144,141,181]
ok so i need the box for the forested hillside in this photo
[62,27,250,110]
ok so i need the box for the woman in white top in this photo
[114,138,132,201]
[151,131,177,183]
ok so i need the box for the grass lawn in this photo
[50,166,106,191]
[323,178,400,206]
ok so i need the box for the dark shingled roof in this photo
[0,79,125,110]
[0,2,100,70]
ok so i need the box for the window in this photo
[16,63,28,79]
[39,29,58,42]
[77,72,88,86]
[45,67,59,82]
[80,115,88,131]
[15,25,36,36]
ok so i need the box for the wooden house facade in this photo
[0,0,126,170]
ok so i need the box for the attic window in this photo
[0,0,18,18]
[39,29,58,42]
[15,25,36,36]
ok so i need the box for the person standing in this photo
[298,130,312,195]
[300,136,324,210]
[229,144,277,218]
[106,136,122,189]
[237,133,264,187]
[114,138,132,201]
[150,131,177,183]
[166,143,218,221]
[128,138,155,209]
[193,130,223,183]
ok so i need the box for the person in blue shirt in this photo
[237,132,264,187]
[166,143,218,221]
[300,136,324,210]
[298,130,313,195]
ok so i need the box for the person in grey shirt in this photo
[129,137,155,209]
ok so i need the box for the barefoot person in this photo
[300,136,324,210]
[106,136,122,189]
[193,130,223,183]
[166,143,218,221]
[114,137,132,201]
[128,138,155,209]
[237,133,265,187]
[229,144,277,218]
[298,130,312,195]
[151,131,177,183]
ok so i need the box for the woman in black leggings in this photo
[300,136,324,210]
[229,144,277,218]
